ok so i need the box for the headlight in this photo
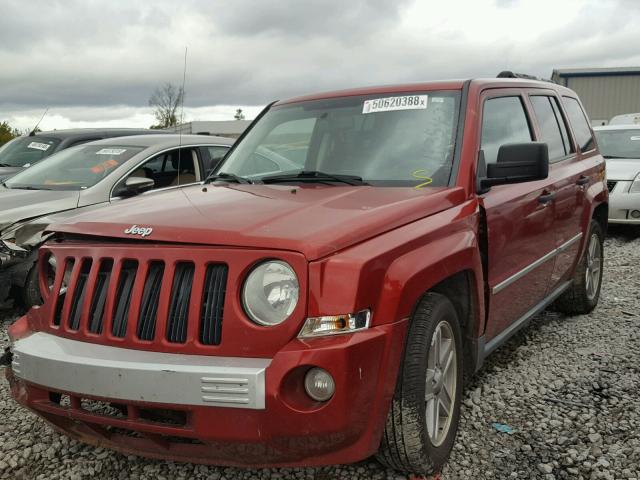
[630,172,640,193]
[242,260,299,326]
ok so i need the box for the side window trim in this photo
[562,95,596,154]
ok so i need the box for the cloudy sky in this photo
[1,0,638,131]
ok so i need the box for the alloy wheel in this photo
[425,320,457,447]
[585,232,602,301]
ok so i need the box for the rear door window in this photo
[530,96,570,161]
[562,97,595,152]
[480,96,533,164]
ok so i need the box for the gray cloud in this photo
[1,0,640,121]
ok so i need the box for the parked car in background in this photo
[609,112,640,126]
[594,125,640,224]
[5,77,607,476]
[0,128,164,180]
[0,134,232,306]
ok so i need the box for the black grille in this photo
[112,261,138,337]
[68,260,92,330]
[607,180,617,192]
[137,262,165,341]
[88,260,113,334]
[166,263,195,343]
[200,264,228,345]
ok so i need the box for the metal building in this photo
[165,120,252,138]
[551,67,640,125]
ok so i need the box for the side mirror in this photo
[122,176,154,196]
[480,142,549,191]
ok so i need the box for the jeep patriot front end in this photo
[6,78,608,475]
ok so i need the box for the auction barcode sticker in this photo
[96,148,127,155]
[363,95,428,114]
[27,142,51,151]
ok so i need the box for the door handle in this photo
[538,190,556,204]
[576,175,590,186]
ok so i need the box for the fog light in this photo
[631,210,640,219]
[304,367,335,402]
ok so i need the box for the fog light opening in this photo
[630,210,640,219]
[304,367,335,402]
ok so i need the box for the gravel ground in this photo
[0,226,638,480]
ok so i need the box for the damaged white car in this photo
[0,134,233,306]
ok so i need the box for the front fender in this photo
[308,199,485,334]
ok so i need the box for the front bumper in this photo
[608,181,640,224]
[7,319,408,466]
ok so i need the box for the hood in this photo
[50,184,466,260]
[605,158,640,181]
[0,186,80,232]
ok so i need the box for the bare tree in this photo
[234,108,245,121]
[149,83,184,128]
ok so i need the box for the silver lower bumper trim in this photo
[12,332,270,409]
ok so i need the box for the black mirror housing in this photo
[122,176,155,196]
[480,142,549,190]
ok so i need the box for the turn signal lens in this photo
[298,309,371,338]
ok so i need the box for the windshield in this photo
[595,129,640,158]
[0,136,61,167]
[5,144,145,190]
[217,91,462,186]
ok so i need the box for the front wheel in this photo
[377,292,463,475]
[554,220,604,315]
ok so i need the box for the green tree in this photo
[149,83,184,129]
[0,121,20,146]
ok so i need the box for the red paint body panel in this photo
[8,319,408,466]
[8,77,607,467]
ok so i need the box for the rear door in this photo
[478,90,558,342]
[526,91,586,289]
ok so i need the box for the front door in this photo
[477,91,557,343]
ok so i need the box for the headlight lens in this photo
[630,172,640,193]
[242,260,299,326]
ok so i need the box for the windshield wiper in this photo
[602,155,630,159]
[0,163,12,167]
[10,185,52,191]
[260,170,368,186]
[205,172,253,184]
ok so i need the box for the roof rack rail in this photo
[497,71,556,83]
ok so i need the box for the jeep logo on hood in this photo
[124,225,153,237]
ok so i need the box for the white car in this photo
[594,125,640,224]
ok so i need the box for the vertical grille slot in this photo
[88,260,113,334]
[166,263,195,343]
[68,260,93,330]
[137,262,165,341]
[200,264,228,345]
[53,259,75,327]
[112,260,138,338]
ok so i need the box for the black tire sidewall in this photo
[401,293,464,468]
[22,263,42,309]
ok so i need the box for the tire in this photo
[554,220,604,315]
[21,263,43,309]
[377,292,463,475]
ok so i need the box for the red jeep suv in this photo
[6,75,607,475]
